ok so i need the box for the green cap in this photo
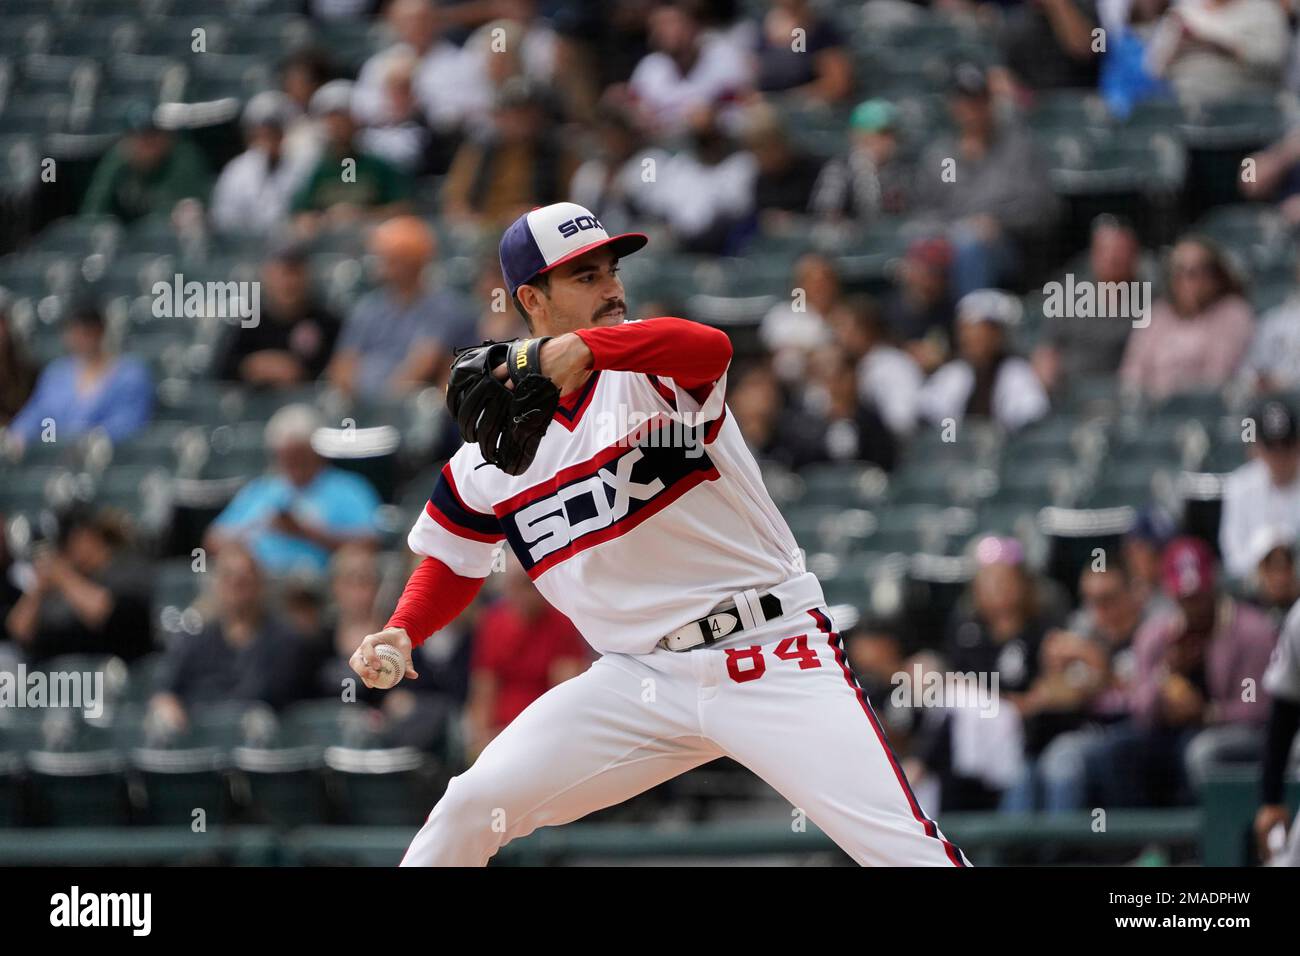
[850,99,896,133]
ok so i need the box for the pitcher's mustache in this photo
[595,300,626,318]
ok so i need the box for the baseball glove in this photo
[447,337,559,476]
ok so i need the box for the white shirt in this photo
[858,345,923,435]
[1220,458,1300,578]
[354,41,470,131]
[629,37,753,136]
[404,360,815,655]
[210,147,313,237]
[917,356,1049,432]
[1247,298,1300,390]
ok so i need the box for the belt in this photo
[658,588,785,652]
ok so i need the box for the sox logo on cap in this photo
[499,202,648,298]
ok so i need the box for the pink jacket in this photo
[1128,598,1277,728]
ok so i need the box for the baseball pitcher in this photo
[350,201,970,867]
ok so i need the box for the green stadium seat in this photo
[125,701,260,825]
[325,745,441,827]
[25,709,132,826]
[796,461,888,508]
[0,17,52,58]
[0,92,72,133]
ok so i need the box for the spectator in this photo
[760,252,839,383]
[1146,0,1289,106]
[1244,251,1300,392]
[149,542,315,728]
[1124,505,1179,612]
[1032,215,1150,392]
[730,361,827,470]
[292,80,413,232]
[569,103,666,236]
[353,0,469,136]
[215,241,342,388]
[278,47,335,165]
[1099,0,1174,118]
[931,536,1053,810]
[465,558,591,758]
[0,297,37,426]
[636,107,757,254]
[355,50,449,176]
[1003,560,1167,812]
[740,105,825,225]
[442,77,579,229]
[1221,400,1300,579]
[627,0,753,137]
[1085,537,1277,806]
[826,294,923,436]
[4,507,152,664]
[211,91,314,238]
[80,104,212,224]
[810,98,914,224]
[5,304,153,451]
[1118,235,1254,402]
[753,0,853,104]
[1002,0,1100,94]
[917,63,1060,297]
[801,349,897,470]
[456,9,564,133]
[326,215,475,400]
[204,404,383,577]
[882,236,956,375]
[1246,527,1300,620]
[918,289,1050,433]
[1240,131,1300,228]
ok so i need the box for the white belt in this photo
[658,573,827,652]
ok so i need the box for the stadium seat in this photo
[125,701,260,825]
[25,708,132,826]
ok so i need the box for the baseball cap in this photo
[957,289,1022,327]
[851,99,897,133]
[498,202,647,299]
[242,90,296,129]
[905,236,952,271]
[950,61,989,98]
[1161,536,1217,599]
[1246,524,1296,569]
[974,534,1024,566]
[309,79,354,117]
[1252,398,1298,448]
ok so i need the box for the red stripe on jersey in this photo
[809,608,969,867]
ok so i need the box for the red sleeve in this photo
[573,317,733,390]
[385,556,484,647]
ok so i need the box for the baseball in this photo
[371,644,406,690]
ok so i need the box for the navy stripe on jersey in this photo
[429,465,505,541]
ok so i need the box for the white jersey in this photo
[406,360,818,655]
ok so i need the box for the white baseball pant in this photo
[400,606,970,867]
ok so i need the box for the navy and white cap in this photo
[499,202,647,299]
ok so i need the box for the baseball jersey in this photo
[406,324,813,655]
[1265,599,1300,705]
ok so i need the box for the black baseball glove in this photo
[446,336,559,475]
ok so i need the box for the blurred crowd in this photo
[3,0,1300,852]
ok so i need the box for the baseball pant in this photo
[400,606,970,867]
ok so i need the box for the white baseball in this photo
[371,644,406,690]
